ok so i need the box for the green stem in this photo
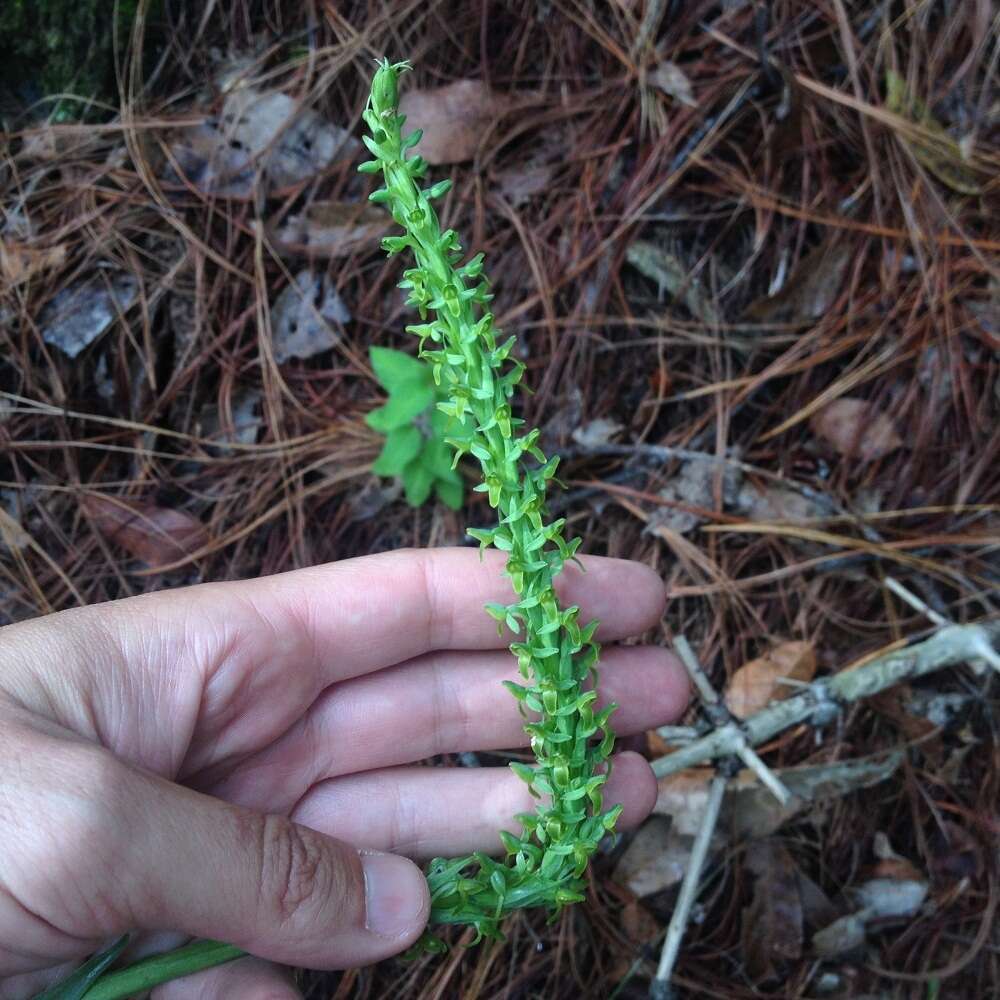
[79,941,243,1000]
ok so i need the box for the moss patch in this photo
[0,0,153,113]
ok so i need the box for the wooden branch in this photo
[653,622,1000,779]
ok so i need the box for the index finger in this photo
[253,546,666,683]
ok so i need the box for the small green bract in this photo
[361,58,621,948]
[367,346,467,509]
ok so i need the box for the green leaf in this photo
[402,458,433,506]
[372,425,422,476]
[365,379,436,431]
[32,935,129,1000]
[435,475,464,510]
[369,346,431,391]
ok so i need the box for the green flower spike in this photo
[361,58,620,948]
[36,60,624,999]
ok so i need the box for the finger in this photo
[291,752,656,859]
[0,961,77,1000]
[206,647,688,812]
[152,955,299,1000]
[4,549,665,774]
[14,739,430,971]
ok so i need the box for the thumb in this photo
[72,750,431,968]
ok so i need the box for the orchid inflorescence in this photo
[360,59,620,947]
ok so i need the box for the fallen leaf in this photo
[647,455,742,536]
[870,831,926,882]
[649,61,697,107]
[652,768,716,836]
[744,240,851,324]
[347,477,403,523]
[269,270,350,363]
[20,126,101,161]
[1,242,67,287]
[39,273,139,358]
[796,869,838,930]
[736,481,835,522]
[269,202,390,257]
[742,840,803,981]
[197,386,262,446]
[614,815,700,896]
[812,833,929,957]
[399,79,505,165]
[0,505,31,553]
[809,397,903,462]
[571,417,623,449]
[855,876,928,921]
[495,163,554,205]
[621,899,661,945]
[167,87,360,198]
[653,751,905,840]
[81,495,208,569]
[724,641,816,720]
[885,70,983,195]
[626,240,720,326]
[812,911,867,958]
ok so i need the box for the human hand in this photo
[0,548,688,999]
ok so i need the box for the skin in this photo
[0,548,689,999]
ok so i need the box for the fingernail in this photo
[361,852,428,938]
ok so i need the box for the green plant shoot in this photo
[34,58,622,998]
[367,345,466,509]
[361,58,620,947]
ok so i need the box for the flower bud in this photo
[371,62,399,110]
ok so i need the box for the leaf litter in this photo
[4,4,999,996]
[398,79,507,165]
[269,270,350,363]
[167,84,360,198]
[39,272,139,358]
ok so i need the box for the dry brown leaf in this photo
[625,240,721,326]
[167,87,359,198]
[40,273,139,358]
[724,640,816,719]
[736,482,834,522]
[613,815,698,896]
[652,767,715,836]
[649,61,697,107]
[399,80,505,165]
[654,753,904,840]
[812,911,867,958]
[621,899,661,945]
[744,240,851,324]
[270,202,390,258]
[0,507,31,552]
[82,495,209,569]
[742,840,804,981]
[20,126,101,161]
[495,163,554,205]
[269,270,350,363]
[809,397,903,462]
[1,242,67,287]
[571,418,623,449]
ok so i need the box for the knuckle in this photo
[255,814,348,928]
